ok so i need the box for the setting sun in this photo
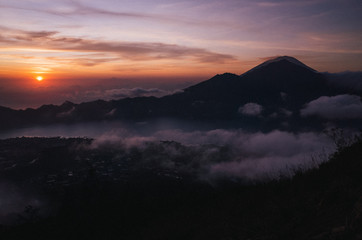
[36,76,43,81]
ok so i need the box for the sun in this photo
[36,76,43,81]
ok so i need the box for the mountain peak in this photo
[242,56,317,76]
[263,56,315,69]
[61,101,75,108]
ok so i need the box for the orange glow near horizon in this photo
[36,76,43,81]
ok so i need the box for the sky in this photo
[0,0,362,109]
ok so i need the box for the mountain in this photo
[177,56,335,115]
[0,56,361,131]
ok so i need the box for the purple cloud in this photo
[0,26,236,64]
[301,95,362,119]
[88,128,334,181]
[238,103,263,116]
[84,87,177,100]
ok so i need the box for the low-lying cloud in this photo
[89,128,334,181]
[0,85,181,109]
[0,121,335,182]
[238,102,263,116]
[85,87,178,100]
[301,94,362,119]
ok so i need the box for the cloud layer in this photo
[83,87,178,101]
[0,119,334,182]
[301,95,362,119]
[89,127,334,181]
[238,102,263,116]
[0,85,182,109]
[0,26,236,64]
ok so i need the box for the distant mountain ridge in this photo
[1,56,361,132]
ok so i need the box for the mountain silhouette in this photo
[0,56,360,131]
[177,56,335,115]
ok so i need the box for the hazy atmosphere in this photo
[1,0,362,108]
[1,1,362,239]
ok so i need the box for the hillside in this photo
[0,136,361,239]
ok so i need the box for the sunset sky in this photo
[1,0,362,108]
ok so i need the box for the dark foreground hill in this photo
[1,56,361,132]
[0,136,362,240]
